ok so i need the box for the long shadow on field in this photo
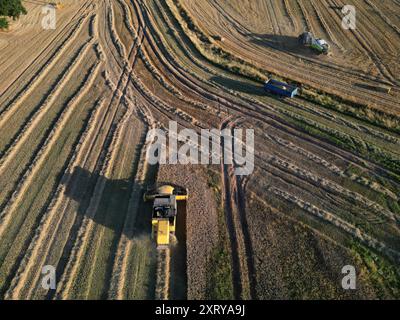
[247,33,317,57]
[62,167,186,240]
[210,75,266,96]
[55,166,187,299]
[62,166,158,242]
[45,166,158,300]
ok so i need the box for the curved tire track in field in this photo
[330,0,399,85]
[136,0,400,185]
[155,248,170,300]
[220,117,255,300]
[137,0,400,268]
[270,187,400,263]
[53,3,146,299]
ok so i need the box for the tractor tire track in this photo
[219,117,253,300]
[53,6,146,298]
[136,0,400,184]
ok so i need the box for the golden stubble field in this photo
[0,0,399,300]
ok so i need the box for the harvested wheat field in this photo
[0,0,399,300]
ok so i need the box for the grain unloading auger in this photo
[144,185,188,248]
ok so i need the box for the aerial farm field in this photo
[0,0,399,300]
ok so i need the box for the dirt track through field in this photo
[220,117,254,300]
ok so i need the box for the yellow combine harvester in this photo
[144,185,188,248]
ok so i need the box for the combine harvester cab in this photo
[144,185,188,248]
[264,79,299,98]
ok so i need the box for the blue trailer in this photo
[264,79,298,98]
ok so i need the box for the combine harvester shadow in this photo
[57,167,187,300]
[45,166,156,299]
[62,166,151,238]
